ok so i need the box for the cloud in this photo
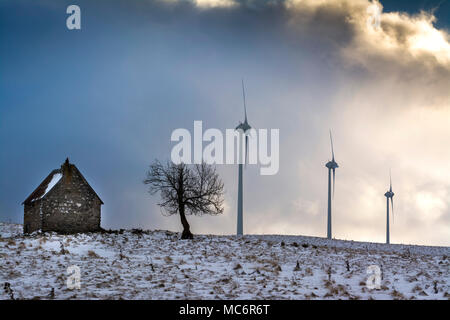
[282,0,450,70]
[194,0,238,8]
[159,0,450,108]
[170,0,450,70]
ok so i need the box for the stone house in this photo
[22,158,103,234]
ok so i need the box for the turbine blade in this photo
[391,197,394,224]
[330,130,335,161]
[389,170,392,192]
[245,135,249,168]
[332,168,336,198]
[242,79,247,122]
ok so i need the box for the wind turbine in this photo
[325,131,339,240]
[384,172,395,244]
[235,79,252,236]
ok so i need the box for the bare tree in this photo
[144,160,224,239]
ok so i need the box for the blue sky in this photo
[382,0,450,29]
[1,0,450,245]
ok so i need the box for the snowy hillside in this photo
[0,222,448,300]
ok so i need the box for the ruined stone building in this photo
[22,158,103,234]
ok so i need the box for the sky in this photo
[1,0,449,246]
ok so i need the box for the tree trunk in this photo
[179,202,193,239]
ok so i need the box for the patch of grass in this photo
[87,250,100,258]
[245,254,257,261]
[131,228,146,235]
[219,276,232,284]
[3,282,14,300]
[412,285,422,293]
[305,267,313,276]
[391,289,405,300]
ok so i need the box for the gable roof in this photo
[69,163,104,205]
[22,169,63,205]
[22,159,104,205]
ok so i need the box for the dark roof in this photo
[22,160,104,205]
[70,164,104,205]
[22,169,62,205]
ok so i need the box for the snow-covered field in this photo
[0,222,448,300]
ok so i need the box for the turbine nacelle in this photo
[384,190,394,198]
[235,119,252,133]
[325,160,339,169]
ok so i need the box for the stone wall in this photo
[23,201,42,233]
[41,166,101,233]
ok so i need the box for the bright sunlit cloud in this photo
[194,0,237,8]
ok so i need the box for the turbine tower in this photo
[384,172,395,244]
[325,131,338,240]
[235,80,251,236]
